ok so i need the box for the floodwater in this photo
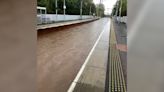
[37,18,110,92]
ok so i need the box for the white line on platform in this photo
[67,21,110,92]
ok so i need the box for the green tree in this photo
[46,0,56,14]
[91,3,96,15]
[37,0,47,7]
[96,3,105,17]
[112,0,127,16]
[37,0,97,15]
[65,0,80,15]
[121,0,127,16]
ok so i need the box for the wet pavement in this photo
[37,18,110,92]
[72,21,110,92]
[112,20,127,84]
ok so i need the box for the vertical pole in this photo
[45,9,47,23]
[63,0,66,21]
[45,9,47,14]
[115,1,118,16]
[119,0,122,22]
[80,0,83,19]
[89,5,92,15]
[40,9,42,14]
[99,0,102,17]
[40,9,42,24]
[115,0,119,21]
[98,0,100,17]
[56,0,58,21]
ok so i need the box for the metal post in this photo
[56,0,58,21]
[115,1,118,16]
[99,0,102,17]
[98,0,100,17]
[115,0,119,21]
[63,0,66,21]
[45,9,48,23]
[40,9,42,24]
[89,5,92,15]
[80,0,83,19]
[119,0,122,22]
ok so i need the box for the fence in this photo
[37,14,94,24]
[114,16,127,23]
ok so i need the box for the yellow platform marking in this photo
[109,22,126,92]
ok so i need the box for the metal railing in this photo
[37,14,94,25]
[116,16,127,23]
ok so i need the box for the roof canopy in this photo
[37,6,46,10]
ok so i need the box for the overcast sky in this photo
[93,0,117,15]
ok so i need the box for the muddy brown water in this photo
[37,18,110,92]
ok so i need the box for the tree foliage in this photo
[96,4,105,16]
[37,0,47,7]
[37,0,104,15]
[111,0,127,16]
[121,0,127,16]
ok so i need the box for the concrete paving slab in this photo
[71,19,111,92]
[112,20,127,83]
[87,50,108,69]
[108,22,127,92]
[74,67,106,92]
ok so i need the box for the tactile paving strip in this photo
[109,23,126,92]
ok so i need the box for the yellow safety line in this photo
[109,22,126,92]
[118,51,127,92]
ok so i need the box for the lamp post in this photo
[115,0,119,21]
[55,0,58,21]
[63,0,66,20]
[99,0,102,17]
[119,0,122,22]
[115,1,118,16]
[89,5,92,15]
[80,0,83,19]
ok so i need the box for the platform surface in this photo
[71,20,111,92]
[37,18,98,30]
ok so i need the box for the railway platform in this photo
[37,18,127,92]
[37,18,99,30]
[67,19,127,92]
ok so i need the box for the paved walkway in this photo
[108,22,127,92]
[37,18,98,30]
[68,19,127,92]
[112,20,127,83]
[68,19,111,92]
